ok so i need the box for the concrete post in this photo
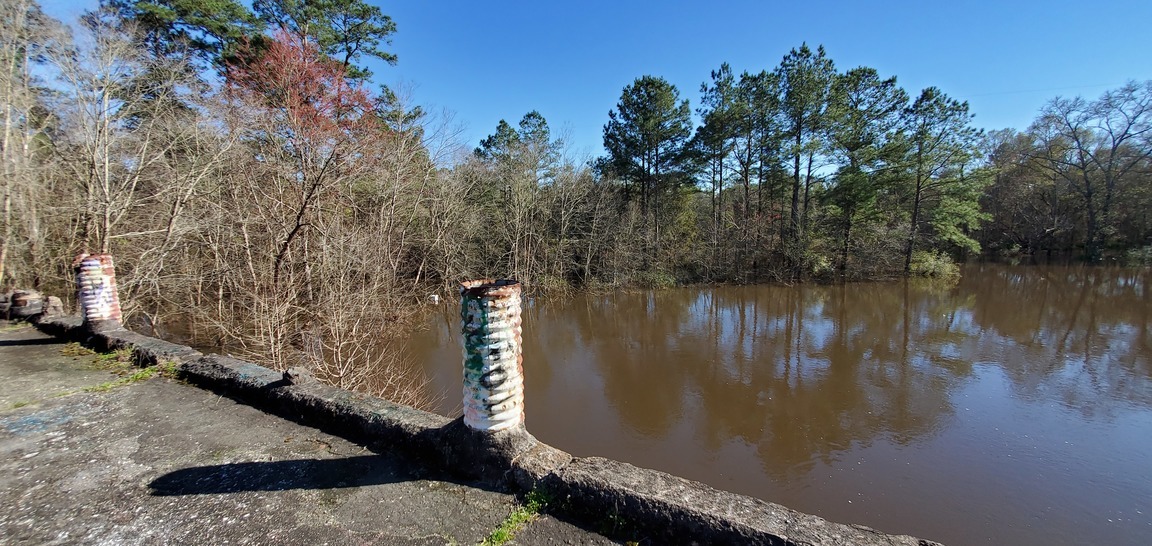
[75,253,123,328]
[459,279,525,431]
[8,289,45,318]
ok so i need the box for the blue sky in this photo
[42,0,1152,158]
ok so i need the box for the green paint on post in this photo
[459,279,524,431]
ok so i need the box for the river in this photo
[405,264,1152,545]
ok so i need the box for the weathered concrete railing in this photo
[1,289,62,319]
[3,257,942,545]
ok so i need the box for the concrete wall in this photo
[26,312,942,546]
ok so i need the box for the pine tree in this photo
[825,67,908,276]
[775,44,835,277]
[602,75,692,257]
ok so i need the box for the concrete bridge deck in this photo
[3,311,943,546]
[0,325,616,545]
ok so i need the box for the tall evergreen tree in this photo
[476,111,559,184]
[602,75,693,255]
[105,0,263,69]
[475,119,519,162]
[741,70,784,266]
[825,66,908,276]
[473,111,564,280]
[900,87,987,271]
[693,63,738,268]
[775,43,835,276]
[253,0,397,82]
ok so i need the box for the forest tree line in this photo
[457,53,1152,287]
[594,52,1152,282]
[2,1,1150,401]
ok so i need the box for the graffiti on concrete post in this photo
[459,279,524,431]
[75,254,123,325]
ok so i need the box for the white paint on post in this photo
[75,253,122,325]
[460,279,525,431]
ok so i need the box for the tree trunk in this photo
[789,127,802,279]
[840,211,852,278]
[904,182,923,274]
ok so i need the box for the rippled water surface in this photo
[407,264,1152,545]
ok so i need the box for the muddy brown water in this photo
[406,264,1152,546]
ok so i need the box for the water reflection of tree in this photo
[567,290,698,436]
[570,282,974,479]
[518,266,1150,480]
[964,264,1152,417]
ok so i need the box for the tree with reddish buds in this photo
[225,29,386,288]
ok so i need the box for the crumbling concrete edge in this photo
[25,313,942,546]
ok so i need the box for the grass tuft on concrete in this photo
[481,489,548,546]
[60,342,96,357]
[93,348,132,366]
[82,366,160,392]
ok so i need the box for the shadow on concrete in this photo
[149,455,407,495]
[0,337,63,347]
